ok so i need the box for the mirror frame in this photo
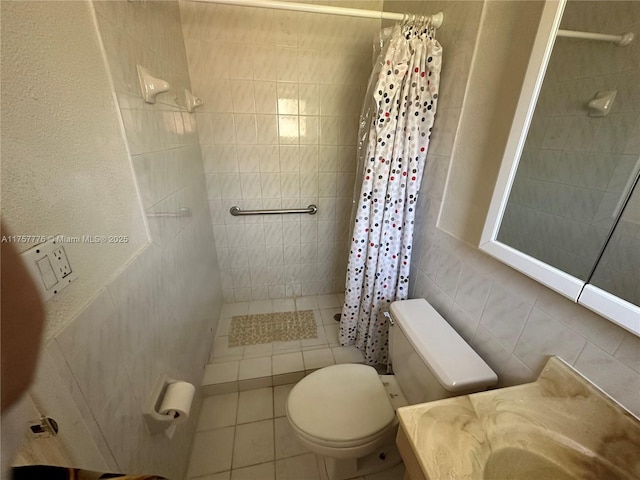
[479,0,640,336]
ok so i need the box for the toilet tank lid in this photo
[390,299,497,391]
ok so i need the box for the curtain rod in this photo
[557,29,634,46]
[189,0,444,28]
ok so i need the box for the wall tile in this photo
[240,173,262,199]
[281,173,300,197]
[614,333,640,373]
[278,115,299,144]
[479,283,533,351]
[231,80,256,113]
[254,81,278,113]
[183,3,379,298]
[447,304,480,344]
[299,146,319,172]
[32,343,117,470]
[299,84,320,115]
[299,116,319,145]
[78,3,224,476]
[276,46,299,82]
[277,83,299,115]
[559,308,626,354]
[235,114,258,144]
[514,308,587,373]
[257,146,280,172]
[204,79,235,113]
[471,326,512,375]
[220,174,243,199]
[497,354,535,387]
[574,343,640,417]
[454,264,492,321]
[56,289,123,415]
[434,251,462,298]
[211,113,237,144]
[256,115,279,144]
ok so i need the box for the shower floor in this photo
[204,294,366,393]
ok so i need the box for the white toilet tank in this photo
[389,299,497,404]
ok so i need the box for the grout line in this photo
[234,390,240,426]
[572,341,589,367]
[272,394,277,468]
[611,332,625,357]
[230,423,237,473]
[511,301,537,355]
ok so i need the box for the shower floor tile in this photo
[204,296,367,395]
[211,296,344,364]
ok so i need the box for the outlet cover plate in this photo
[21,237,79,301]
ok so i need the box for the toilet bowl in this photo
[286,298,498,480]
[286,364,399,459]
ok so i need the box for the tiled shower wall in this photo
[387,0,640,416]
[36,2,222,478]
[180,0,382,302]
[499,0,640,281]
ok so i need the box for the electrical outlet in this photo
[21,237,79,301]
[51,246,72,278]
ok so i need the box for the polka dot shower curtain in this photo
[340,21,442,366]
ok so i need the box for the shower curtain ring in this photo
[422,15,431,32]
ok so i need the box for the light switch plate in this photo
[21,237,79,301]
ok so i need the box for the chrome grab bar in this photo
[230,204,318,216]
[147,207,191,218]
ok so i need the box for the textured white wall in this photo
[1,0,148,339]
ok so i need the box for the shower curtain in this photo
[340,21,442,366]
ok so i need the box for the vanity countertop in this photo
[396,356,640,480]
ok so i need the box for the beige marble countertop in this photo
[396,356,640,480]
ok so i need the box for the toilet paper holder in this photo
[143,375,193,435]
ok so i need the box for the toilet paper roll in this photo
[158,381,195,423]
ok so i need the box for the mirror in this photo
[589,180,640,306]
[481,0,640,335]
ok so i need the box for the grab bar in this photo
[230,204,317,216]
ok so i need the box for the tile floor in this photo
[188,295,406,478]
[187,385,406,480]
[202,295,368,394]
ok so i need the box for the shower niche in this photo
[481,0,640,334]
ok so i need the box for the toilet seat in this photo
[286,364,395,450]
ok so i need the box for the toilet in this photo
[286,298,498,480]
